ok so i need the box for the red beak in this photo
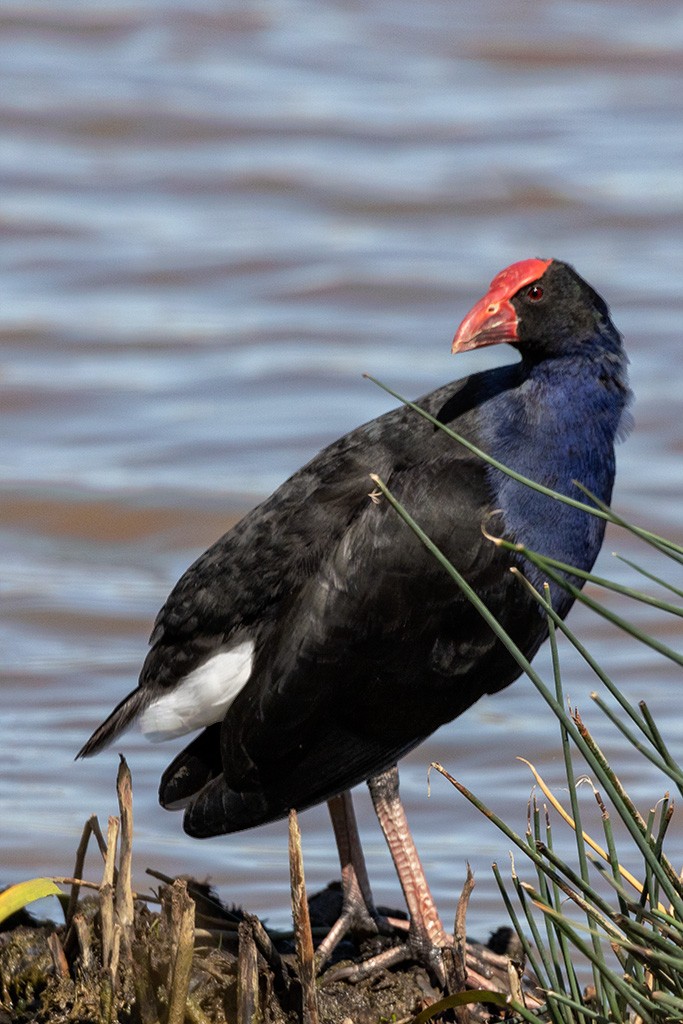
[452,294,519,353]
[452,258,552,354]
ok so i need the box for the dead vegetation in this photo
[0,759,535,1023]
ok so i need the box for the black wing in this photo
[178,445,536,837]
[78,366,522,762]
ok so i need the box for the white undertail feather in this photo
[140,640,254,741]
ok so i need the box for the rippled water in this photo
[2,0,682,938]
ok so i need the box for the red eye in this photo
[527,285,544,301]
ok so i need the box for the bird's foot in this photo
[313,879,381,971]
[321,919,449,988]
[311,870,411,973]
[314,791,396,972]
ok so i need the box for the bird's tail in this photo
[176,728,431,839]
[156,725,282,834]
[158,723,223,810]
[76,686,151,759]
[181,774,287,838]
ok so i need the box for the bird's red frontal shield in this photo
[452,257,552,353]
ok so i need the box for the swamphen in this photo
[79,258,630,967]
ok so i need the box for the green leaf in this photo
[410,988,517,1024]
[0,878,63,924]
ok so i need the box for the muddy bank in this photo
[0,885,528,1024]
[0,762,536,1023]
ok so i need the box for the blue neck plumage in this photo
[480,342,631,606]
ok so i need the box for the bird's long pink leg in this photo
[315,790,380,968]
[328,790,376,912]
[367,764,447,950]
